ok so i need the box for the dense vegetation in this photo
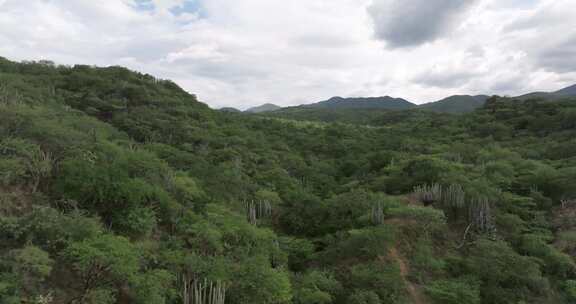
[1,57,575,304]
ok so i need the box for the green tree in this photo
[64,234,140,303]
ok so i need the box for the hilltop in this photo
[245,103,282,113]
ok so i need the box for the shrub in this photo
[425,279,480,304]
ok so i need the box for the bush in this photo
[349,262,405,303]
[565,280,576,301]
[293,270,341,304]
[425,279,480,304]
[347,290,381,304]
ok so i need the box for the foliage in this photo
[0,58,575,303]
[425,278,481,304]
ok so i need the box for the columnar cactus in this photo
[442,184,466,209]
[245,200,273,225]
[371,202,384,225]
[413,183,442,206]
[468,197,495,234]
[181,276,227,304]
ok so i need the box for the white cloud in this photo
[0,0,574,109]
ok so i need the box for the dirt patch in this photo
[389,247,427,304]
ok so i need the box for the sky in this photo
[0,0,575,109]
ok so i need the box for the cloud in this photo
[367,0,479,48]
[536,36,576,73]
[414,70,478,89]
[503,0,576,74]
[0,0,575,109]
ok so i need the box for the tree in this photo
[293,270,341,304]
[425,279,480,304]
[465,239,549,303]
[347,290,381,304]
[4,246,54,302]
[64,234,140,303]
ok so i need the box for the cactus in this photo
[371,202,385,225]
[271,239,281,267]
[468,197,496,235]
[181,275,227,304]
[413,183,442,206]
[560,197,575,209]
[0,82,23,105]
[441,184,466,209]
[245,200,273,225]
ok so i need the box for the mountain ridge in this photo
[304,96,417,110]
[249,83,576,115]
[245,103,282,113]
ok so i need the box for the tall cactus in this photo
[0,82,7,104]
[560,198,575,209]
[468,197,495,234]
[441,184,466,209]
[413,183,442,206]
[371,202,385,225]
[0,82,23,105]
[181,275,227,304]
[245,200,273,225]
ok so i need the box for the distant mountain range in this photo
[245,103,282,113]
[554,84,576,96]
[225,83,576,115]
[219,107,242,113]
[305,96,416,110]
[515,84,576,101]
[419,95,489,114]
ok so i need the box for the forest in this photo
[1,57,576,304]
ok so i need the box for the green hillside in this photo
[245,103,282,113]
[306,96,416,110]
[1,58,576,304]
[419,95,489,113]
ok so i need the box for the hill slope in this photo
[419,95,489,113]
[219,107,242,113]
[307,96,416,110]
[245,103,282,113]
[554,84,576,96]
[1,57,576,304]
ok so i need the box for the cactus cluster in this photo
[412,183,442,206]
[413,183,497,234]
[245,200,273,225]
[182,278,227,304]
[468,197,496,235]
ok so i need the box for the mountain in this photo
[245,103,282,113]
[515,84,576,101]
[259,96,417,123]
[554,84,576,96]
[419,84,576,112]
[419,95,489,113]
[219,107,241,113]
[306,96,416,110]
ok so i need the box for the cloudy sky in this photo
[0,0,575,109]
